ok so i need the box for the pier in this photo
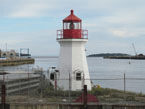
[0,58,35,66]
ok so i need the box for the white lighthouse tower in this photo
[57,10,91,91]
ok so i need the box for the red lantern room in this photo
[57,10,88,39]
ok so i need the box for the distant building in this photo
[0,49,19,58]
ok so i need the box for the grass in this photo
[41,86,145,103]
[4,86,145,103]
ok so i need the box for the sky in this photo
[0,0,145,56]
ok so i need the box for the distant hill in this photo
[88,53,130,57]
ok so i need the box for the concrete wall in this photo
[1,104,144,109]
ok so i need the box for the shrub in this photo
[126,95,135,101]
[43,89,82,97]
[91,87,111,96]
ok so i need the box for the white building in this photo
[56,10,92,91]
[0,49,19,58]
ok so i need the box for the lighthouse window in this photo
[50,73,54,80]
[74,22,81,29]
[76,73,81,80]
[64,22,81,29]
[69,22,75,29]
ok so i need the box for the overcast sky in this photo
[0,0,145,56]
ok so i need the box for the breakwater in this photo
[0,58,35,66]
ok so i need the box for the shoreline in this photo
[0,58,35,66]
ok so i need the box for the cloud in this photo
[86,39,131,55]
[0,0,145,19]
[0,39,28,45]
[2,0,88,18]
[1,0,145,55]
[111,29,136,38]
[8,3,51,18]
[0,29,58,55]
[110,27,145,38]
[0,0,57,18]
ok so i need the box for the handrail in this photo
[56,29,88,39]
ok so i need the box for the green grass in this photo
[38,85,145,103]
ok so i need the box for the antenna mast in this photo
[132,43,137,56]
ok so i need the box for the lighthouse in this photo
[57,10,91,91]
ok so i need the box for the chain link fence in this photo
[0,71,145,109]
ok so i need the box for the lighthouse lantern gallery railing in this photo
[56,29,88,39]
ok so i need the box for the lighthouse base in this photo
[57,39,92,91]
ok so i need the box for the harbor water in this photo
[1,57,145,93]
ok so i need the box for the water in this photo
[87,57,145,93]
[1,57,145,93]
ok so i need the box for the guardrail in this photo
[57,29,88,39]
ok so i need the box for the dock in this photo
[0,58,35,66]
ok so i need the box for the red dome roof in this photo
[63,10,81,22]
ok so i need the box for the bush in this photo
[126,95,135,101]
[111,93,120,98]
[110,93,124,99]
[91,87,111,96]
[70,91,82,97]
[43,89,82,97]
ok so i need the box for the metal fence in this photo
[0,72,145,109]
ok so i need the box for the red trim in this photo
[63,10,81,22]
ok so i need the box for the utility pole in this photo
[5,43,7,51]
[83,85,87,109]
[1,83,6,109]
[55,73,57,91]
